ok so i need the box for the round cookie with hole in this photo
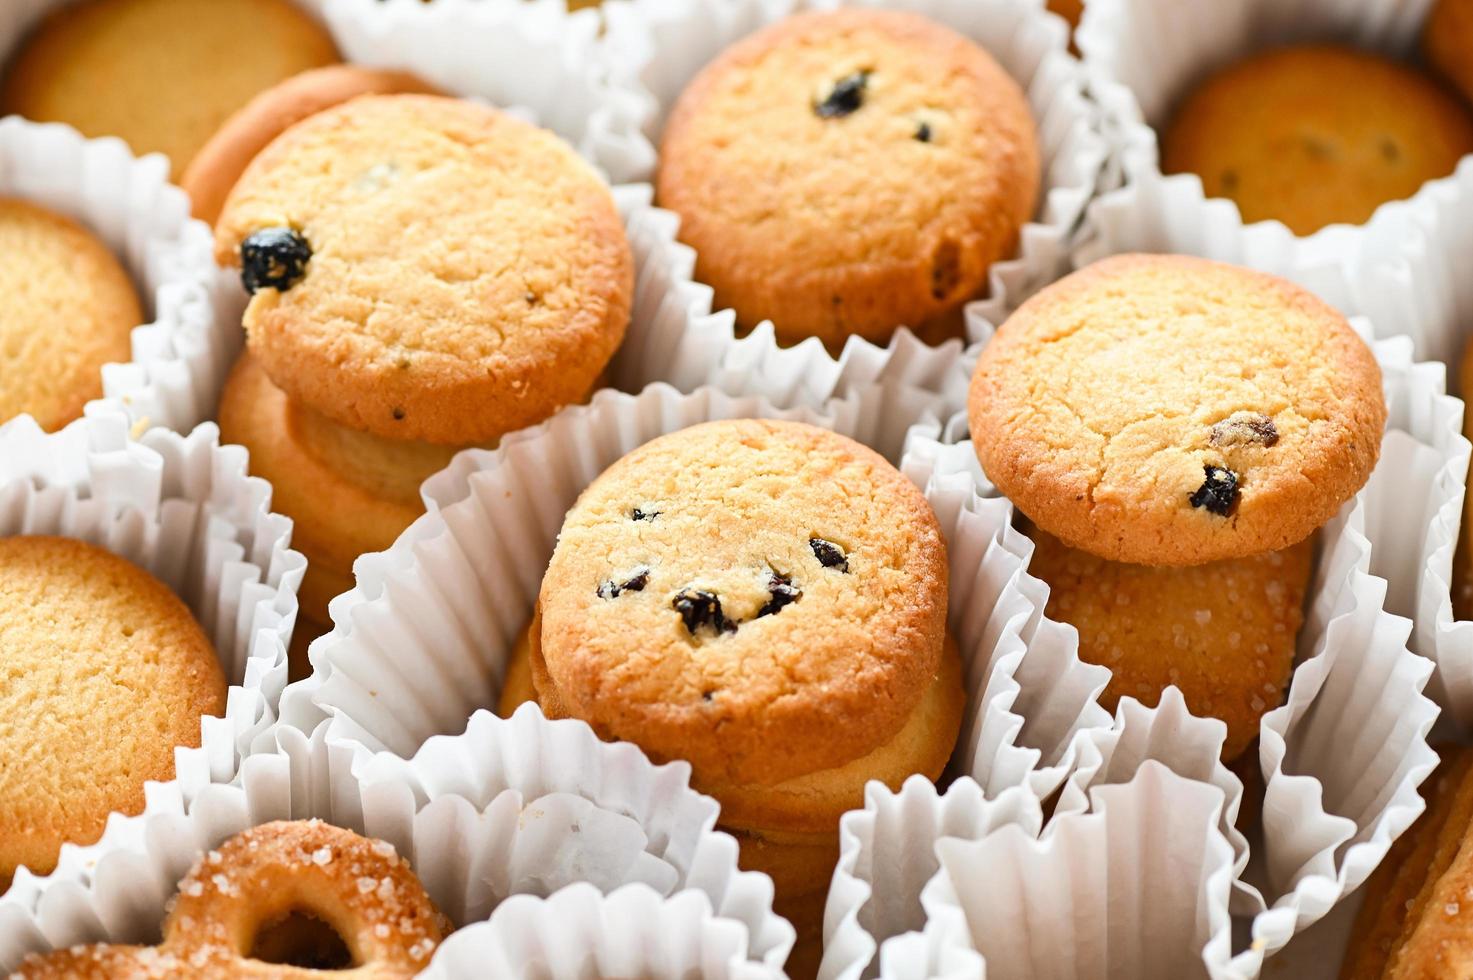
[214,93,633,446]
[1162,44,1473,235]
[969,253,1386,567]
[656,8,1039,350]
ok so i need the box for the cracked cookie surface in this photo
[537,419,949,786]
[656,8,1038,349]
[969,253,1385,566]
[215,94,632,446]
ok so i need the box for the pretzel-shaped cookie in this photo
[15,820,448,979]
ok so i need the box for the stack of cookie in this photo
[968,253,1388,767]
[501,419,966,976]
[201,90,634,649]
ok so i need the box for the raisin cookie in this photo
[1,0,338,179]
[0,198,141,431]
[183,65,441,225]
[218,353,459,627]
[0,536,225,887]
[656,8,1038,350]
[1426,0,1473,106]
[1162,45,1473,235]
[15,820,447,978]
[533,420,964,961]
[969,253,1386,566]
[1340,745,1473,979]
[215,94,632,446]
[1029,525,1313,760]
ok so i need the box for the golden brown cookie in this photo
[1426,0,1473,107]
[0,536,225,886]
[183,65,441,225]
[217,353,460,624]
[1162,44,1473,235]
[538,419,952,787]
[969,253,1386,566]
[215,94,632,446]
[656,9,1038,350]
[0,197,141,432]
[1340,746,1473,979]
[1453,339,1473,622]
[1,0,338,179]
[14,820,448,979]
[1028,526,1313,761]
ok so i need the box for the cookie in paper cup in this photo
[1077,0,1473,257]
[0,410,303,896]
[959,185,1446,962]
[604,0,1106,365]
[0,705,791,975]
[0,117,231,435]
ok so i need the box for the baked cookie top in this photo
[538,419,949,786]
[0,0,338,178]
[656,8,1038,349]
[0,536,225,883]
[1163,44,1473,235]
[969,253,1386,566]
[215,94,633,446]
[0,197,141,432]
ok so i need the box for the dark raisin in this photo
[701,689,715,702]
[630,507,660,522]
[597,565,650,599]
[915,121,932,142]
[757,573,802,618]
[810,537,849,572]
[815,71,869,118]
[391,407,406,421]
[673,588,732,636]
[240,227,311,294]
[1210,413,1279,448]
[1189,465,1239,516]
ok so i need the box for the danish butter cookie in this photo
[969,253,1386,566]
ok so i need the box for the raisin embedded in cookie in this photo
[214,94,633,446]
[1162,44,1473,235]
[656,9,1039,349]
[969,253,1386,566]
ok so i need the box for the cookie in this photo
[1340,746,1473,979]
[656,9,1038,350]
[1028,525,1313,761]
[1426,0,1473,107]
[538,418,953,786]
[15,820,448,979]
[969,253,1386,566]
[217,352,459,624]
[0,536,225,886]
[215,94,633,445]
[0,197,141,432]
[1,0,338,179]
[183,65,441,225]
[1162,44,1473,235]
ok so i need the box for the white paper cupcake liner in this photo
[426,882,785,980]
[602,0,1107,405]
[1333,157,1473,729]
[0,409,304,898]
[0,704,792,975]
[1075,0,1458,263]
[916,762,1239,980]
